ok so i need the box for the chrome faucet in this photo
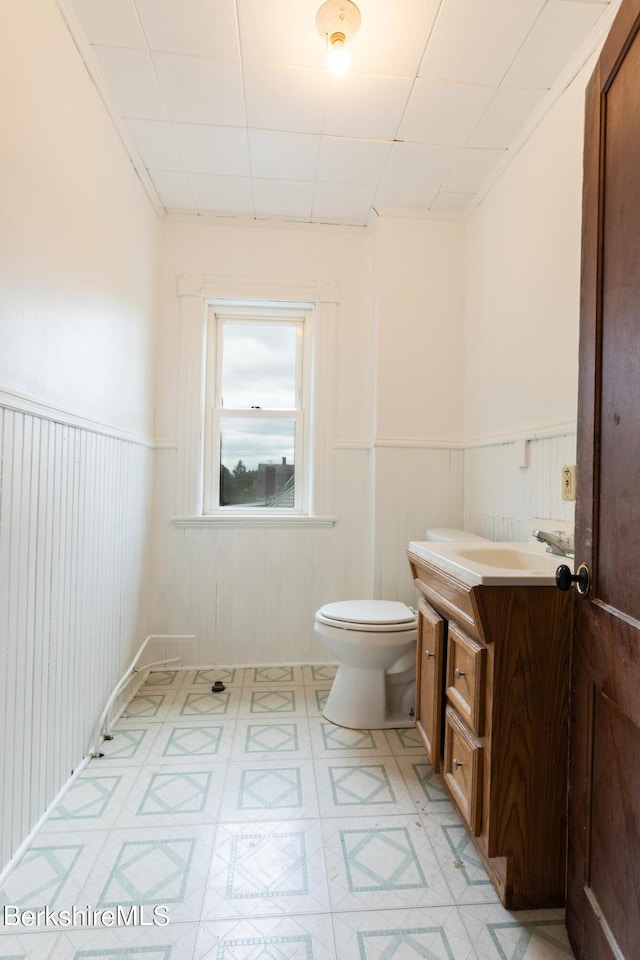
[532,529,575,559]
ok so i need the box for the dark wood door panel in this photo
[598,23,640,620]
[569,1,640,957]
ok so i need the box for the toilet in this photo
[314,599,418,729]
[314,528,489,730]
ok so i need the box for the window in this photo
[204,302,312,514]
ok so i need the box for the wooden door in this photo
[568,1,640,957]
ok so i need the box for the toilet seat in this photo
[316,600,417,632]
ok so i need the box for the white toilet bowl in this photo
[314,600,418,730]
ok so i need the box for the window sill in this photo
[171,514,337,528]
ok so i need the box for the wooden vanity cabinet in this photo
[408,548,573,909]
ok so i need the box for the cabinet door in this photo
[415,597,445,771]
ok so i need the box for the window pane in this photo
[219,418,295,508]
[221,322,297,410]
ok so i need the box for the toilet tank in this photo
[426,527,489,542]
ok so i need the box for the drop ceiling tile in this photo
[317,137,392,185]
[312,182,375,225]
[443,148,506,192]
[237,0,440,78]
[152,53,245,125]
[134,0,240,59]
[373,183,438,210]
[149,169,195,210]
[346,0,442,77]
[398,79,497,146]
[189,173,254,215]
[323,74,413,140]
[173,124,250,176]
[93,46,167,120]
[429,191,477,216]
[248,130,320,181]
[419,0,546,86]
[381,141,459,189]
[125,119,183,169]
[253,179,314,219]
[73,0,146,47]
[467,86,547,148]
[244,63,328,134]
[503,0,608,89]
[238,0,326,71]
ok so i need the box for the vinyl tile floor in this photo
[0,666,575,959]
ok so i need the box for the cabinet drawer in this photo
[446,624,485,736]
[443,706,483,835]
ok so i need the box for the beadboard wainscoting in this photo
[463,428,577,541]
[150,440,466,666]
[0,402,154,870]
[373,442,465,606]
[151,445,374,667]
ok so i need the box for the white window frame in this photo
[203,301,313,516]
[172,274,337,528]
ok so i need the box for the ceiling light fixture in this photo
[316,0,361,77]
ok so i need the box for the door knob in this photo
[556,562,590,596]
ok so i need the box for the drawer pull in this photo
[425,650,433,660]
[454,668,465,680]
[452,758,463,770]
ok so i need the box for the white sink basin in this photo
[408,539,572,586]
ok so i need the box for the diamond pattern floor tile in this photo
[322,815,452,912]
[315,758,416,817]
[332,905,478,960]
[219,764,319,822]
[309,720,391,758]
[0,833,107,915]
[459,904,573,960]
[182,668,240,689]
[75,826,213,924]
[301,665,337,684]
[51,777,121,821]
[244,690,300,716]
[177,692,235,718]
[95,724,161,765]
[98,837,197,906]
[197,914,336,960]
[0,931,59,959]
[246,666,303,686]
[421,813,499,905]
[4,663,575,960]
[48,920,200,959]
[231,720,312,760]
[204,820,330,920]
[395,758,454,814]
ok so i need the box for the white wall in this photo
[151,214,467,663]
[464,71,588,441]
[0,2,157,435]
[462,63,595,536]
[371,215,465,600]
[0,0,158,871]
[373,216,465,442]
[152,218,375,666]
